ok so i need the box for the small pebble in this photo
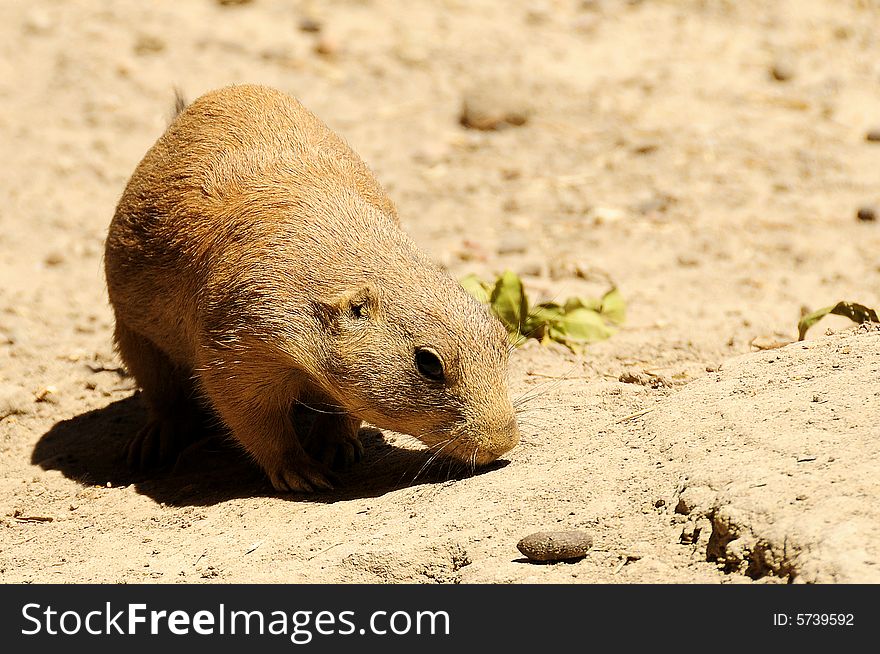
[23,9,53,35]
[587,205,626,225]
[501,198,519,213]
[517,260,544,277]
[517,530,593,562]
[526,7,550,25]
[393,42,429,66]
[133,34,165,56]
[35,385,59,404]
[634,191,673,215]
[460,86,530,131]
[856,205,876,222]
[497,234,529,255]
[769,61,794,82]
[680,521,700,544]
[44,251,65,267]
[298,17,322,33]
[313,37,338,57]
[865,128,880,143]
[411,141,449,166]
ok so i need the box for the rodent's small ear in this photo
[318,284,379,325]
[344,284,380,320]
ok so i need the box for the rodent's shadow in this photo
[31,395,507,507]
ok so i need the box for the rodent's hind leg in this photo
[114,321,205,469]
[199,362,337,493]
[296,394,364,470]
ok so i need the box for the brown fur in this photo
[104,84,519,492]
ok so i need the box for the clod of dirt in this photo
[460,86,530,130]
[0,384,32,419]
[619,371,671,389]
[517,530,593,562]
[865,128,880,143]
[856,205,877,222]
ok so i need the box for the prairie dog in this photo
[104,84,519,492]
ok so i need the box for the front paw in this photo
[266,454,337,493]
[301,415,364,470]
[309,432,364,470]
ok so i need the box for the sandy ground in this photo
[1,0,879,584]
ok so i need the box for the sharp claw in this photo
[308,467,336,490]
[269,458,336,494]
[310,434,364,471]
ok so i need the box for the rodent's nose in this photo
[492,416,520,456]
[478,416,519,464]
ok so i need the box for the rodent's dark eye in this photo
[415,347,444,382]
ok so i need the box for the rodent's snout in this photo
[418,413,520,467]
[470,415,521,466]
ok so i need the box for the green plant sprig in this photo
[460,270,624,353]
[797,301,879,340]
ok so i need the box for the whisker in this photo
[406,436,457,486]
[513,363,579,408]
[293,400,350,415]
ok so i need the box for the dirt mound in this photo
[643,327,880,583]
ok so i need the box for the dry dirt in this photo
[1,0,879,584]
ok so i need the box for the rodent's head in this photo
[313,272,520,467]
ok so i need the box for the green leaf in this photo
[528,302,565,324]
[548,307,616,351]
[797,301,879,341]
[524,303,564,341]
[459,274,491,304]
[599,287,626,325]
[563,296,602,313]
[489,270,530,336]
[461,271,624,352]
